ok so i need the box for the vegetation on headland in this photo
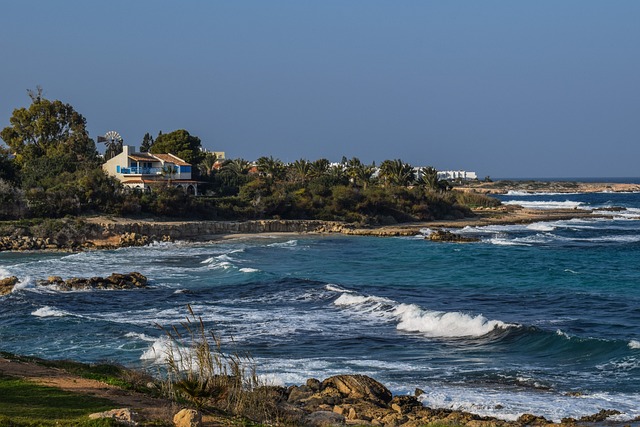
[0,89,498,225]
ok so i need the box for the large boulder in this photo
[0,276,19,296]
[321,375,392,406]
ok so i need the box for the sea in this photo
[1,189,639,423]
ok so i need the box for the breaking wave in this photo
[332,291,512,338]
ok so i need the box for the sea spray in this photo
[333,291,511,338]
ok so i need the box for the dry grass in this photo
[158,305,294,425]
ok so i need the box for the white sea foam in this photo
[526,222,556,232]
[32,306,69,317]
[629,340,640,349]
[334,292,510,338]
[488,238,531,246]
[325,284,355,293]
[417,385,640,422]
[239,267,260,273]
[267,240,298,248]
[124,332,157,342]
[502,200,584,210]
[140,336,173,362]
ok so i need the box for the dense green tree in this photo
[345,157,375,189]
[289,159,312,184]
[0,147,18,183]
[198,152,218,177]
[256,156,286,180]
[310,158,330,178]
[379,159,415,187]
[0,89,98,167]
[417,166,449,191]
[140,132,154,152]
[150,129,203,164]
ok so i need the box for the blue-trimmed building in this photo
[103,145,198,194]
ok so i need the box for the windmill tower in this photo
[98,131,124,161]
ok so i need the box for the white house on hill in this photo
[103,145,198,194]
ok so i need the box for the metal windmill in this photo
[98,131,124,161]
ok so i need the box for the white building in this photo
[103,145,198,194]
[437,170,478,181]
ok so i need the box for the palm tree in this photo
[198,152,218,177]
[289,159,312,184]
[310,158,330,179]
[256,156,285,180]
[345,157,375,189]
[222,158,251,176]
[162,164,177,186]
[379,159,415,187]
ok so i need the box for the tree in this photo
[379,159,415,187]
[310,158,330,178]
[198,152,218,177]
[150,129,203,165]
[256,156,285,180]
[289,159,312,184]
[417,166,445,191]
[140,132,154,152]
[345,157,375,189]
[0,89,98,167]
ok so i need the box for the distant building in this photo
[437,170,478,181]
[103,145,199,194]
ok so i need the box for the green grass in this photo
[0,375,118,426]
[0,352,157,394]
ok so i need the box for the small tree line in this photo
[0,89,498,222]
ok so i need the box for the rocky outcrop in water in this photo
[427,230,480,243]
[0,276,19,296]
[36,272,148,291]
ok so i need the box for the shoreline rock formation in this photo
[0,273,148,295]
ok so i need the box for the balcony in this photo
[117,166,177,175]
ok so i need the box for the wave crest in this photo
[334,291,511,338]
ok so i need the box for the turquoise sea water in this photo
[1,191,639,422]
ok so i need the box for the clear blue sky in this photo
[1,1,639,178]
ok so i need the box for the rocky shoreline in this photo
[0,203,618,252]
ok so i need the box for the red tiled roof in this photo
[128,153,157,161]
[151,153,190,166]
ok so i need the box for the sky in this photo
[1,1,639,178]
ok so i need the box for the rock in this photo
[389,395,422,414]
[579,409,621,422]
[36,273,148,291]
[173,408,202,427]
[89,408,138,425]
[288,385,314,403]
[414,388,425,397]
[304,410,345,426]
[307,377,322,391]
[517,413,548,425]
[0,276,19,296]
[428,230,480,243]
[321,375,392,406]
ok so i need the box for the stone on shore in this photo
[321,375,393,406]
